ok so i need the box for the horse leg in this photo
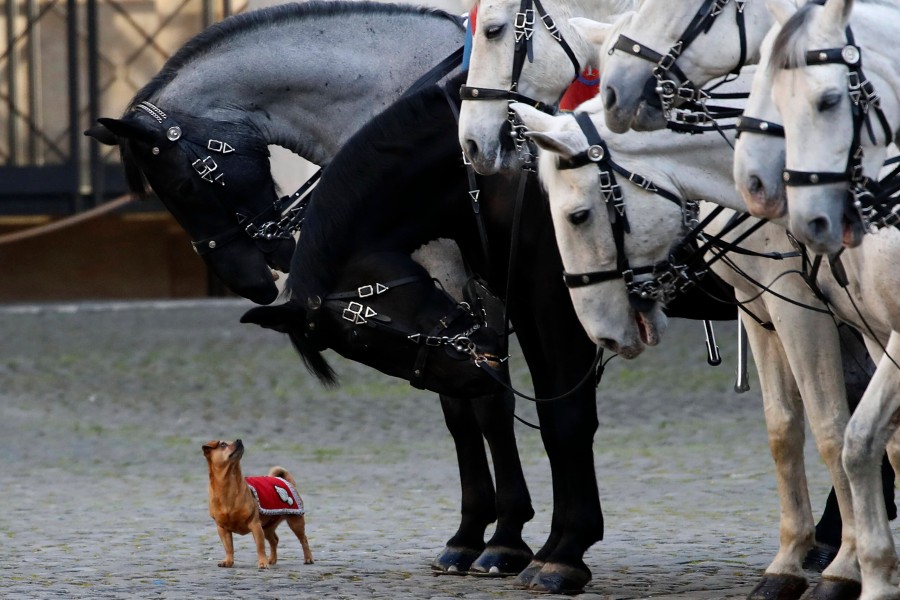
[843,333,900,600]
[431,394,496,574]
[468,388,536,576]
[741,311,816,600]
[508,307,602,594]
[807,325,897,575]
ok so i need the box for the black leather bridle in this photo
[133,101,310,257]
[608,0,748,131]
[304,275,500,389]
[459,0,582,162]
[779,26,894,235]
[558,112,700,310]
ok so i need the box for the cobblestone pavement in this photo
[0,299,890,599]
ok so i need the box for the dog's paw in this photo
[218,560,234,568]
[305,558,315,565]
[257,560,270,570]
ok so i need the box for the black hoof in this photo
[748,573,808,600]
[431,546,481,575]
[802,543,840,573]
[527,562,591,595]
[800,576,861,600]
[512,560,545,589]
[469,545,534,577]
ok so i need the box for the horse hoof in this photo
[800,576,860,600]
[802,543,840,573]
[431,546,480,575]
[469,545,534,577]
[512,560,545,588]
[527,562,591,595]
[747,573,808,600]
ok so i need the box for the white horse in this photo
[747,0,900,598]
[596,0,777,133]
[457,0,628,174]
[512,96,865,600]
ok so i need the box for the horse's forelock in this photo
[768,3,819,75]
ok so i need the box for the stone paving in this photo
[0,299,890,599]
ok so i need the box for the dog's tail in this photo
[269,466,297,487]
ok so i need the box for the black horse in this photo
[239,72,738,591]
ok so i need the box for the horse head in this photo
[600,0,769,133]
[766,0,897,254]
[86,104,295,304]
[242,251,507,397]
[513,100,685,358]
[457,0,608,175]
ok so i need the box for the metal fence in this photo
[1,0,241,215]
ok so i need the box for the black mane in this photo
[288,77,467,302]
[131,1,463,108]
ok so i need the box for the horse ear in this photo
[568,17,615,49]
[241,303,307,333]
[765,0,798,26]
[525,130,586,159]
[84,122,120,146]
[510,102,558,133]
[94,116,156,143]
[821,0,853,29]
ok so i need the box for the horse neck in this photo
[152,9,464,165]
[610,126,747,214]
[854,5,900,146]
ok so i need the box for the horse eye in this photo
[817,91,842,112]
[484,24,504,40]
[568,209,591,226]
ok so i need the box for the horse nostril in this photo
[464,139,480,163]
[808,216,832,239]
[748,174,765,196]
[603,86,617,111]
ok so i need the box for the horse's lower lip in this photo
[842,217,864,248]
[635,312,659,346]
[271,270,280,282]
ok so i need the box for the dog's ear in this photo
[202,441,220,455]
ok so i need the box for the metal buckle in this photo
[514,9,535,41]
[540,13,562,41]
[627,172,657,192]
[358,285,374,298]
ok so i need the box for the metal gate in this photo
[1,0,241,216]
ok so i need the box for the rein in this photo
[608,0,748,133]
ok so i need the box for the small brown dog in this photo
[202,439,314,569]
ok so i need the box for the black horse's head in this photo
[86,104,295,305]
[242,251,506,396]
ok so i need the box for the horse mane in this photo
[130,1,463,108]
[287,80,462,303]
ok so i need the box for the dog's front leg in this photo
[217,525,235,568]
[249,521,269,569]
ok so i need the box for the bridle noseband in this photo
[133,101,311,256]
[608,0,748,131]
[558,112,700,310]
[459,0,582,164]
[778,26,894,235]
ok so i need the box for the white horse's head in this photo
[767,0,899,254]
[601,0,773,133]
[511,100,686,358]
[734,28,789,220]
[458,0,619,175]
